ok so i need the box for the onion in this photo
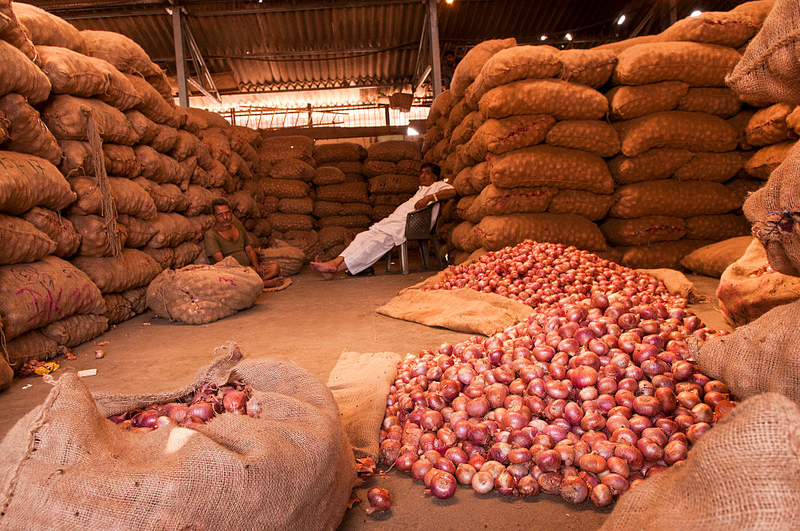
[429,470,457,499]
[494,470,517,496]
[471,470,494,494]
[366,487,392,514]
[223,390,248,414]
[560,476,589,504]
[132,409,160,428]
[455,463,477,485]
[187,402,214,422]
[517,475,540,497]
[395,452,418,473]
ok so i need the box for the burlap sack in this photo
[228,191,258,220]
[0,151,75,215]
[673,151,743,182]
[476,213,606,251]
[744,140,796,179]
[142,246,174,270]
[257,135,314,165]
[0,214,56,265]
[370,194,408,207]
[270,158,315,182]
[68,214,126,257]
[559,48,617,89]
[368,174,419,195]
[257,246,305,275]
[0,1,37,64]
[468,184,556,221]
[726,0,800,106]
[198,128,231,162]
[636,268,701,301]
[117,214,157,248]
[40,95,138,145]
[258,177,309,200]
[326,160,362,177]
[0,93,61,166]
[786,106,800,135]
[362,159,396,178]
[278,197,314,215]
[133,178,188,213]
[315,182,368,203]
[72,248,161,294]
[0,39,51,105]
[170,130,201,162]
[454,195,476,222]
[611,180,741,219]
[728,108,757,150]
[125,74,178,128]
[447,221,479,252]
[40,313,108,348]
[21,206,81,258]
[680,235,753,277]
[125,110,157,145]
[135,145,179,185]
[450,38,517,99]
[103,292,135,324]
[149,124,179,154]
[677,87,742,118]
[200,160,231,190]
[317,225,353,250]
[745,103,794,148]
[366,140,420,163]
[452,166,476,196]
[13,3,85,52]
[479,78,609,120]
[465,115,556,161]
[145,212,196,249]
[313,166,346,186]
[617,239,713,270]
[103,144,142,177]
[601,215,687,246]
[183,107,230,133]
[684,214,751,240]
[613,41,742,86]
[544,120,620,157]
[313,141,365,163]
[614,111,738,157]
[547,190,614,221]
[0,347,355,531]
[490,145,614,194]
[600,393,800,531]
[316,215,371,229]
[269,212,314,232]
[428,89,454,124]
[3,329,58,369]
[0,256,105,340]
[726,176,764,205]
[608,148,693,184]
[339,203,373,216]
[67,176,157,219]
[449,111,485,151]
[370,205,395,221]
[659,8,764,48]
[181,185,214,217]
[606,81,688,121]
[313,200,342,218]
[60,140,139,178]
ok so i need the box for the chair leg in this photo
[400,243,409,275]
[419,240,431,269]
[431,237,444,270]
[385,249,393,272]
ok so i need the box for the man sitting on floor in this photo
[204,198,284,288]
[310,163,456,280]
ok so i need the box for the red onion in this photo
[428,470,457,499]
[455,463,477,485]
[471,470,494,494]
[366,487,392,514]
[560,476,589,504]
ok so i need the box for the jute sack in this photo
[133,178,189,213]
[269,212,314,232]
[397,159,421,176]
[371,205,395,221]
[315,182,369,203]
[317,225,355,250]
[613,42,742,86]
[125,74,179,128]
[450,38,517,100]
[608,148,694,184]
[428,89,454,125]
[744,140,796,179]
[490,145,615,194]
[125,110,157,145]
[479,79,609,120]
[677,87,742,118]
[366,140,420,163]
[787,105,800,135]
[40,95,138,145]
[68,214,126,257]
[198,128,231,163]
[170,130,201,162]
[455,196,477,223]
[0,317,12,389]
[601,216,687,246]
[726,0,800,107]
[21,206,81,258]
[67,176,157,219]
[0,109,7,145]
[146,257,262,324]
[182,185,216,216]
[339,202,373,216]
[257,246,305,275]
[449,221,481,252]
[182,107,230,133]
[145,212,197,249]
[464,45,562,108]
[716,238,800,326]
[0,93,61,166]
[599,393,800,531]
[314,200,342,218]
[636,268,701,301]
[0,256,105,340]
[117,214,157,248]
[278,197,314,215]
[13,3,86,52]
[745,103,794,147]
[228,191,258,219]
[467,184,556,221]
[103,292,135,324]
[673,151,743,182]
[0,2,37,64]
[3,329,58,370]
[558,48,617,89]
[377,288,533,336]
[257,135,314,165]
[313,142,365,163]
[728,108,757,149]
[142,247,174,271]
[313,166,346,186]
[614,111,738,157]
[362,160,395,177]
[0,39,51,104]
[610,180,741,219]
[103,144,142,178]
[618,239,713,269]
[453,166,476,196]
[0,346,355,531]
[684,214,751,240]
[315,215,371,229]
[544,120,620,157]
[658,9,763,48]
[149,124,180,153]
[606,81,688,121]
[0,214,56,265]
[368,174,419,195]
[680,235,753,277]
[72,248,161,294]
[270,158,315,181]
[40,314,108,348]
[449,111,485,151]
[423,124,444,153]
[476,213,606,251]
[0,151,75,215]
[258,177,310,199]
[547,190,614,221]
[370,194,409,206]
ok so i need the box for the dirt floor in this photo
[0,255,729,531]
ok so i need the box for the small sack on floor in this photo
[146,256,263,324]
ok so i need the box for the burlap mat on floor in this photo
[377,288,534,336]
[326,350,402,460]
[262,276,292,292]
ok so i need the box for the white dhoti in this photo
[340,226,395,274]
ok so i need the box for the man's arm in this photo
[245,245,261,271]
[210,251,224,263]
[414,186,457,210]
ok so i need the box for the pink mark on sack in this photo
[218,276,238,286]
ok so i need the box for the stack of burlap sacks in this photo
[424,1,775,268]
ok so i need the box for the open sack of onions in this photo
[0,344,355,531]
[380,240,735,506]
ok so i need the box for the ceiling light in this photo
[445,0,454,4]
[407,126,419,136]
[617,14,626,25]
[564,33,573,41]
[540,35,548,41]
[690,10,702,17]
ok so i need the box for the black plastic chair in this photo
[384,201,444,275]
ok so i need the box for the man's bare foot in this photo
[310,261,338,280]
[263,276,285,288]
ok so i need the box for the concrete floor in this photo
[0,257,728,531]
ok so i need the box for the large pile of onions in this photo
[108,382,254,432]
[383,240,733,506]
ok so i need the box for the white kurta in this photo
[340,180,454,274]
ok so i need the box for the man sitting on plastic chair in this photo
[310,162,456,280]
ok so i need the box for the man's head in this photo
[420,163,441,186]
[212,198,233,229]
[444,50,456,68]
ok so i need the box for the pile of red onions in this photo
[108,382,254,432]
[383,240,734,506]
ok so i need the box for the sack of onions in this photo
[0,344,356,531]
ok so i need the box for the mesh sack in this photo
[684,214,751,240]
[450,38,517,99]
[313,200,342,218]
[278,197,314,215]
[478,79,609,121]
[489,145,614,194]
[467,184,557,221]
[0,151,75,215]
[117,214,157,248]
[609,149,694,184]
[315,182,369,203]
[257,178,309,200]
[313,166,346,186]
[170,130,200,162]
[317,225,354,249]
[368,174,420,195]
[0,93,61,166]
[68,176,157,219]
[0,39,51,104]
[370,194,407,207]
[327,160,362,175]
[396,159,421,177]
[145,212,197,249]
[744,140,796,179]
[465,113,556,169]
[680,235,753,277]
[428,89,455,125]
[659,8,764,48]
[21,206,81,258]
[268,213,314,232]
[601,215,687,246]
[611,180,741,219]
[68,214,126,257]
[617,239,713,269]
[614,111,738,157]
[72,248,161,293]
[453,166,476,196]
[677,87,742,118]
[455,196,477,222]
[476,213,606,251]
[198,128,231,162]
[745,103,795,147]
[613,41,742,86]
[673,151,743,182]
[366,140,420,163]
[270,158,315,181]
[0,2,37,64]
[316,215,371,229]
[0,214,55,265]
[467,162,491,193]
[370,205,396,221]
[40,95,138,145]
[544,120,620,157]
[606,81,688,121]
[339,202,373,216]
[257,246,305,276]
[558,48,617,89]
[172,239,205,268]
[362,159,396,177]
[103,292,135,324]
[313,141,365,163]
[449,112,485,151]
[257,135,314,165]
[547,190,614,221]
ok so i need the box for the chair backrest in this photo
[404,201,441,241]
